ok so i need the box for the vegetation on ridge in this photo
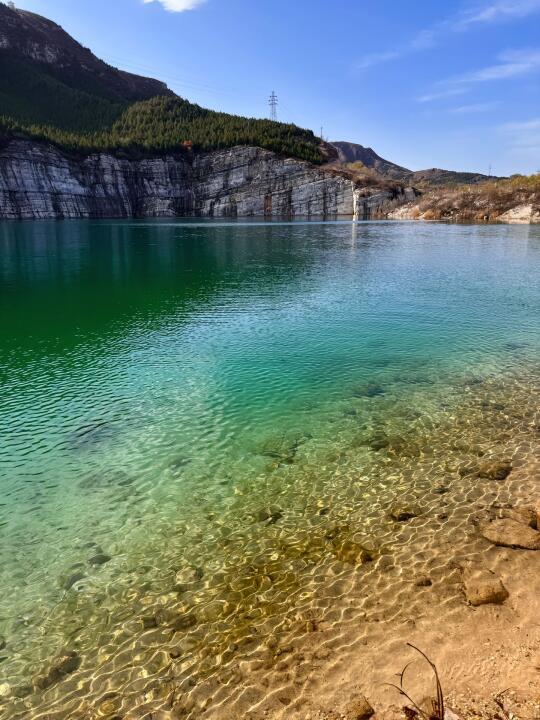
[0,96,324,162]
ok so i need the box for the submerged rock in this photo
[141,615,159,630]
[390,506,419,522]
[169,612,198,632]
[367,431,390,451]
[331,539,373,565]
[463,568,509,606]
[480,519,540,549]
[88,553,111,566]
[62,571,86,591]
[34,650,81,690]
[535,501,540,530]
[352,383,385,398]
[255,506,283,524]
[494,506,536,528]
[345,694,375,719]
[258,430,311,464]
[169,456,192,471]
[415,576,432,587]
[433,486,449,495]
[477,460,512,480]
[0,637,5,651]
[12,684,32,699]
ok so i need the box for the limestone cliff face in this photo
[0,139,408,220]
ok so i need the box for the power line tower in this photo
[268,91,278,121]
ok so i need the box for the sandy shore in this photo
[197,452,540,720]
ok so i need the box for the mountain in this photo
[331,140,496,186]
[0,2,172,130]
[0,3,323,163]
[330,141,409,180]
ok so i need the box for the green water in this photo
[0,219,539,717]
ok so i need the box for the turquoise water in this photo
[0,219,539,717]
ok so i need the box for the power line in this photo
[269,91,278,121]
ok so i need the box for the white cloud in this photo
[355,0,540,72]
[417,87,468,103]
[498,118,540,167]
[500,118,540,131]
[449,48,540,84]
[143,0,206,12]
[449,101,500,113]
[417,48,540,103]
[355,51,400,70]
[458,0,540,27]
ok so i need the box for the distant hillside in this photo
[331,140,496,187]
[403,168,498,187]
[330,141,409,180]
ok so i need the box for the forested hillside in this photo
[0,4,323,163]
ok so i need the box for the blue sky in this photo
[11,0,540,175]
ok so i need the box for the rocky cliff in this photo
[0,139,412,220]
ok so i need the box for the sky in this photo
[10,0,540,175]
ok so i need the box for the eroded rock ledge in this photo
[0,140,414,221]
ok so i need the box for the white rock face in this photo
[497,204,540,224]
[0,140,406,220]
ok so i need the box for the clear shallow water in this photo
[0,219,539,718]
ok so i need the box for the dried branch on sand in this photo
[385,644,445,720]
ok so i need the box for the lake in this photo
[0,219,539,718]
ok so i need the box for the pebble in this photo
[345,694,375,719]
[255,506,283,524]
[464,569,509,606]
[477,460,512,480]
[390,506,418,522]
[34,650,81,690]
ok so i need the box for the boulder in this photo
[345,694,375,719]
[480,518,540,549]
